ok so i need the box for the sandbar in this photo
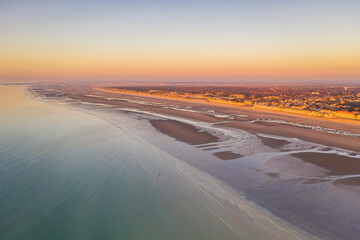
[291,152,360,176]
[213,151,243,160]
[150,119,218,145]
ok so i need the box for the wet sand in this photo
[265,172,280,178]
[213,151,243,160]
[291,152,360,176]
[150,120,218,145]
[334,177,360,186]
[203,147,220,151]
[258,136,290,148]
[219,121,360,152]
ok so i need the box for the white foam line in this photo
[113,96,235,119]
[272,148,360,160]
[308,174,360,182]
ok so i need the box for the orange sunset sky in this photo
[1,0,360,83]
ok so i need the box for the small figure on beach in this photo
[157,173,160,179]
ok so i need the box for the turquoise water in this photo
[0,86,242,240]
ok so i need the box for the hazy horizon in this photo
[2,79,360,87]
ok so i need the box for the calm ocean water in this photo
[0,85,243,240]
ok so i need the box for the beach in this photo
[28,83,360,240]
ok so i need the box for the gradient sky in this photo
[1,0,360,83]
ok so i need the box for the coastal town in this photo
[101,86,360,121]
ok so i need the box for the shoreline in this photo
[97,87,360,125]
[29,83,360,240]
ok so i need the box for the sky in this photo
[1,0,360,83]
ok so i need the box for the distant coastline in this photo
[97,87,360,123]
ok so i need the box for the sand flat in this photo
[258,136,289,148]
[150,119,218,145]
[213,151,243,160]
[334,177,360,186]
[291,152,360,176]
